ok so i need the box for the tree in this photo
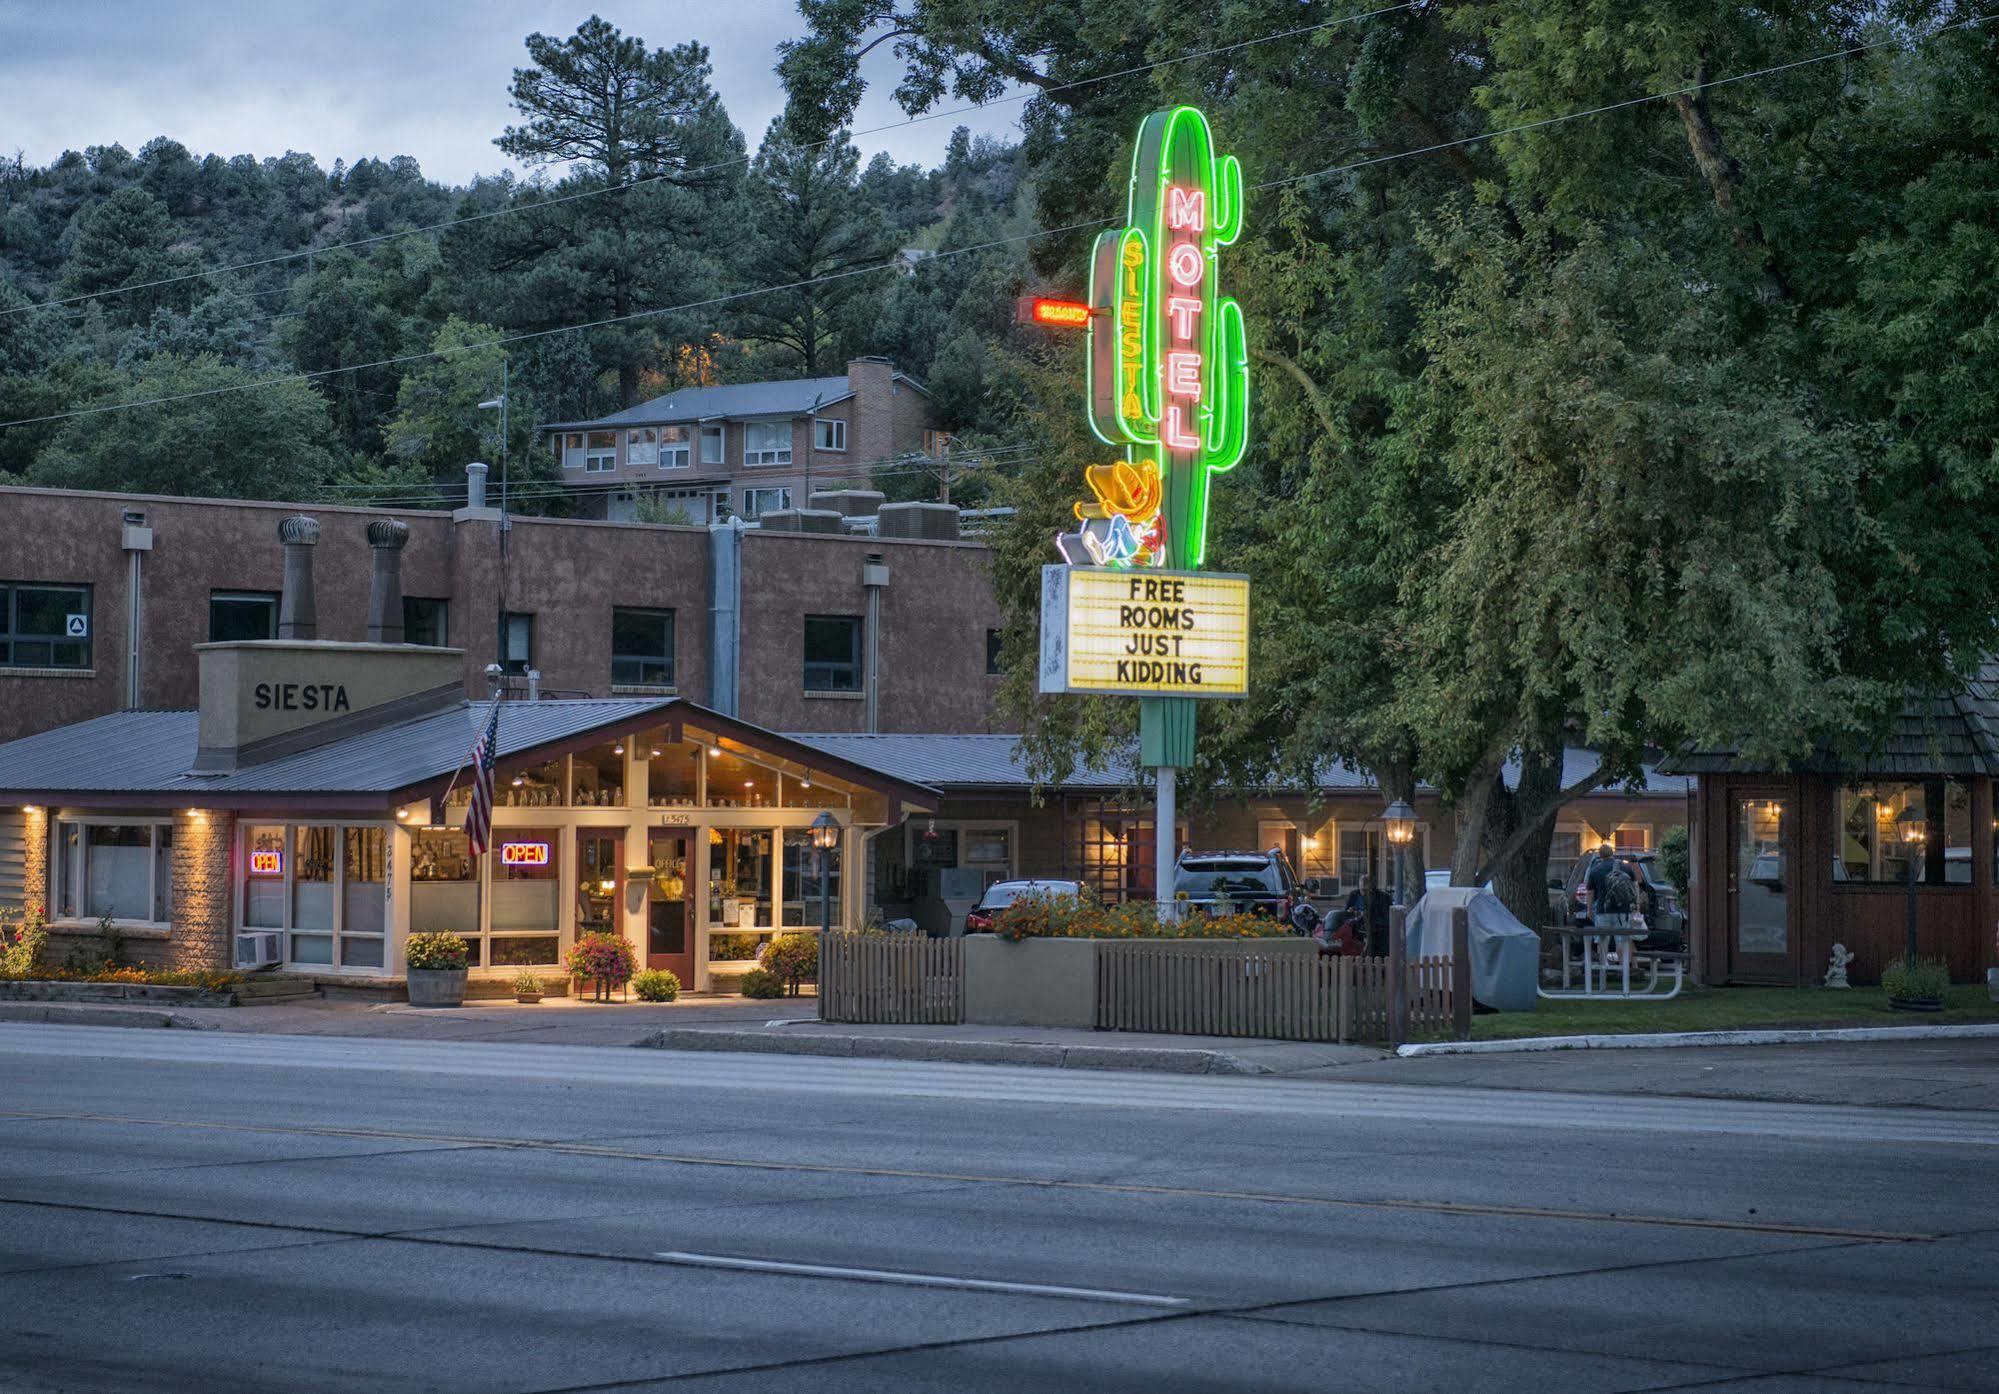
[731,119,888,374]
[490,16,742,408]
[380,318,553,509]
[52,187,201,327]
[29,355,342,499]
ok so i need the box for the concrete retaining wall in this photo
[962,936,1097,1027]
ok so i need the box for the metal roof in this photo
[0,699,941,809]
[1666,661,1999,776]
[783,734,1691,798]
[0,701,673,801]
[546,369,928,433]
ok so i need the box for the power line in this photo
[0,2,1425,320]
[2,11,1983,435]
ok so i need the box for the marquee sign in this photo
[1058,106,1249,572]
[498,841,550,868]
[1040,566,1249,698]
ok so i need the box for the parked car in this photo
[962,879,1095,934]
[1561,853,1685,952]
[1172,849,1310,920]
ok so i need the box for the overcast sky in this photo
[0,1,1018,183]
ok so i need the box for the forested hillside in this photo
[0,16,1035,510]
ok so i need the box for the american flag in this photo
[462,699,502,855]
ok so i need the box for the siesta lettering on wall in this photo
[253,682,351,713]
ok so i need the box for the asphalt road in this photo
[0,1026,1994,1393]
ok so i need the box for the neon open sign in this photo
[499,841,550,868]
[248,850,283,876]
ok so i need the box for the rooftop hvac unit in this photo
[235,931,282,969]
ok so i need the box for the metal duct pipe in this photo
[365,517,410,643]
[276,515,320,641]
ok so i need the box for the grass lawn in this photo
[1465,983,1999,1041]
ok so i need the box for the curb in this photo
[0,1002,216,1030]
[634,1027,1322,1075]
[1397,1023,1999,1057]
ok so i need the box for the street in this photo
[1,1026,1995,1392]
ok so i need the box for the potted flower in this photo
[511,968,544,1004]
[566,931,637,1003]
[1882,957,1949,1013]
[405,932,470,1008]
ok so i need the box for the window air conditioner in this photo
[235,931,282,969]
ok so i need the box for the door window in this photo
[1734,798,1789,958]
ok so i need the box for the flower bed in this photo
[0,977,241,1006]
[991,894,1290,943]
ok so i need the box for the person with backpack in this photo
[1584,843,1641,965]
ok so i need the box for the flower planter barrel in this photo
[406,967,468,1008]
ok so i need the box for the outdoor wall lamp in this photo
[1382,799,1417,846]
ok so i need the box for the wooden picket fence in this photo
[816,932,1453,1042]
[1094,941,1453,1043]
[818,932,965,1024]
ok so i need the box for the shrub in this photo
[709,931,764,961]
[510,968,544,996]
[1659,825,1690,893]
[1882,957,1950,1001]
[406,932,471,971]
[759,933,818,991]
[632,968,681,1002]
[566,931,637,987]
[0,909,48,978]
[738,967,784,999]
[993,894,1287,943]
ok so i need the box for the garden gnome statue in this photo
[1824,943,1854,989]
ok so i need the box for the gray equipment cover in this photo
[1402,886,1541,1012]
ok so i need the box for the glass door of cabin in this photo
[1729,795,1797,981]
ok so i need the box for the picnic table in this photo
[1538,913,1684,1000]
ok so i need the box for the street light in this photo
[810,811,841,936]
[1897,802,1927,966]
[1382,799,1417,907]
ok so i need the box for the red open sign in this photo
[499,841,549,867]
[249,850,283,876]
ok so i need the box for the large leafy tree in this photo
[377,317,552,509]
[820,0,1999,921]
[29,354,342,499]
[483,15,743,408]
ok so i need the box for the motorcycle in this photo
[1288,900,1367,956]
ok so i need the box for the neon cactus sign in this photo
[1061,106,1248,571]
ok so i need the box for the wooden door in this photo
[646,832,695,981]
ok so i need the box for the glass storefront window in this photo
[705,749,775,808]
[505,758,565,808]
[244,824,286,929]
[1835,781,1971,885]
[342,828,387,967]
[490,825,559,966]
[410,826,481,965]
[781,828,842,928]
[577,830,623,939]
[570,745,624,807]
[290,825,337,964]
[644,739,698,807]
[710,827,773,928]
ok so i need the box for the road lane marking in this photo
[651,1251,1191,1306]
[0,1108,1936,1242]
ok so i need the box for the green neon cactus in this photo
[1086,106,1249,570]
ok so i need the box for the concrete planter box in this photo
[964,936,1098,1027]
[0,980,236,1007]
[406,967,468,1008]
[961,934,1316,1029]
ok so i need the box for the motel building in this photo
[0,633,937,992]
